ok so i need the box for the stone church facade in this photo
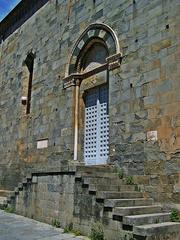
[0,0,180,239]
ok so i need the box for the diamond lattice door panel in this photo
[84,85,109,165]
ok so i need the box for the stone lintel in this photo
[106,52,122,71]
[63,53,122,89]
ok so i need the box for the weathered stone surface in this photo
[13,173,75,229]
[0,210,89,240]
[0,0,179,232]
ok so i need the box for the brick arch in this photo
[68,23,120,75]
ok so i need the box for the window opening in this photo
[24,52,35,114]
[79,40,108,72]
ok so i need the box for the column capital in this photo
[106,52,122,71]
[63,74,82,89]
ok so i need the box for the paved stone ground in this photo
[0,210,89,240]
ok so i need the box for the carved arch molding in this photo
[63,23,122,88]
[63,23,122,160]
[62,23,122,161]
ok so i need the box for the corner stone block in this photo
[32,176,38,184]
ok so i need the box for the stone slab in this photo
[0,210,89,240]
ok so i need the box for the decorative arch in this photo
[63,23,122,162]
[68,23,120,75]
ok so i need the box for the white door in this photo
[84,85,109,165]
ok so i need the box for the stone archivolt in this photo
[63,23,122,88]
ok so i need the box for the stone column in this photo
[73,79,81,161]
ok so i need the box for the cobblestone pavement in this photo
[0,210,89,240]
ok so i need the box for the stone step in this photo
[10,191,15,198]
[22,175,32,184]
[113,205,162,217]
[104,198,154,208]
[123,212,171,226]
[22,177,32,185]
[0,196,7,208]
[0,196,7,204]
[18,183,23,190]
[26,173,32,180]
[133,222,180,237]
[14,187,19,194]
[83,176,123,185]
[89,184,136,192]
[0,190,14,197]
[97,191,143,199]
[76,165,115,174]
[5,191,16,204]
[77,172,120,179]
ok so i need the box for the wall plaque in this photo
[37,139,48,149]
[147,131,158,142]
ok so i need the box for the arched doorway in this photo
[63,23,122,165]
[80,41,109,165]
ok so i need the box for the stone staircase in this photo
[0,165,179,240]
[0,174,33,209]
[0,190,14,209]
[75,165,180,240]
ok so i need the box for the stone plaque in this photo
[147,131,158,142]
[37,139,48,149]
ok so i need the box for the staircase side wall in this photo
[13,173,75,228]
[10,171,131,239]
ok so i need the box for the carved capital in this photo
[63,76,75,89]
[106,52,122,71]
[63,74,82,88]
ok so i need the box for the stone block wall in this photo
[0,0,179,192]
[133,170,180,208]
[14,172,75,227]
[108,0,180,176]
